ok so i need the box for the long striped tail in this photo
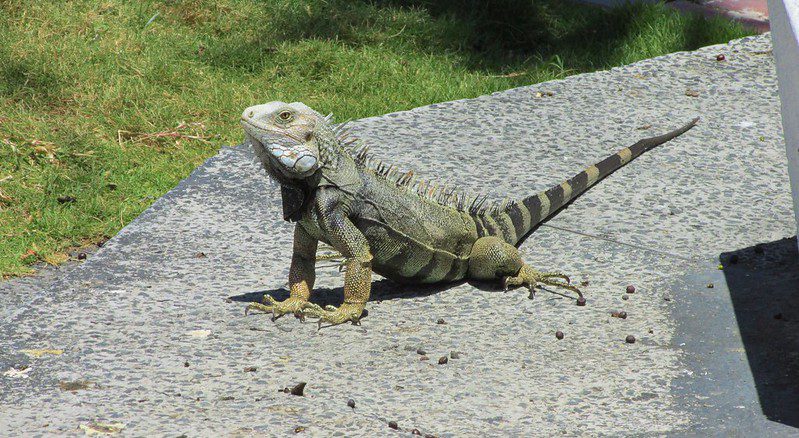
[479,118,699,245]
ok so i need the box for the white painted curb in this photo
[768,0,799,251]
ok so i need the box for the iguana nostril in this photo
[248,111,254,118]
[304,132,313,142]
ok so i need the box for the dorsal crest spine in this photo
[330,117,510,217]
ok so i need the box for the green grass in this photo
[0,0,755,277]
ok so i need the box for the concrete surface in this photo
[768,0,799,250]
[2,33,798,436]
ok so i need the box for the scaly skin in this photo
[240,101,698,327]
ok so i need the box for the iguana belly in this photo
[299,177,480,284]
[358,218,471,284]
[299,214,471,284]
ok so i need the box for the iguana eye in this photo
[278,111,293,121]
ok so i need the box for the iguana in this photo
[240,101,698,326]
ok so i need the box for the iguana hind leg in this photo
[468,236,582,300]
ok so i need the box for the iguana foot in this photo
[503,265,583,300]
[300,302,365,327]
[245,296,309,320]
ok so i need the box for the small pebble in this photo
[184,361,189,368]
[194,252,207,258]
[438,356,448,365]
[436,318,446,325]
[294,426,306,433]
[416,348,426,356]
[388,421,399,430]
[419,356,429,361]
[347,399,356,409]
[555,331,564,340]
[576,297,586,306]
[290,382,306,396]
[648,328,654,334]
[57,195,76,204]
[625,335,636,344]
[716,54,726,61]
[243,366,257,372]
[412,429,422,435]
[626,285,636,294]
[450,351,460,359]
[611,311,627,319]
[59,380,92,392]
[77,253,87,260]
[622,295,629,301]
[707,283,714,289]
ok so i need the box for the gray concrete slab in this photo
[768,0,799,249]
[2,33,797,436]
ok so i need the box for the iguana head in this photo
[240,101,327,182]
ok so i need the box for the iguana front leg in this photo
[301,209,372,326]
[246,224,318,318]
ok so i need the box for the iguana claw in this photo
[300,302,365,327]
[502,266,583,301]
[245,296,309,320]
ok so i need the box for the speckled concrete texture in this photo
[2,33,797,436]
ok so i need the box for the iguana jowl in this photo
[240,101,698,326]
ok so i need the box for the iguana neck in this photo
[315,127,360,190]
[278,125,359,222]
